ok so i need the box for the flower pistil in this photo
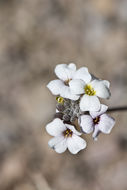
[64,79,72,86]
[93,116,100,124]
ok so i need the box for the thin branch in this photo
[108,106,127,113]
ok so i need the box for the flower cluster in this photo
[46,63,115,154]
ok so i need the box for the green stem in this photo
[108,106,127,113]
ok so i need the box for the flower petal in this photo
[102,80,110,88]
[46,118,66,136]
[55,64,76,81]
[68,63,76,71]
[92,125,100,141]
[65,124,82,136]
[54,138,67,153]
[47,79,64,95]
[80,94,100,111]
[90,104,108,118]
[67,134,87,154]
[90,80,111,99]
[56,109,59,113]
[91,77,110,88]
[60,86,80,100]
[69,79,85,95]
[98,114,115,134]
[74,67,92,83]
[48,135,64,148]
[79,115,94,134]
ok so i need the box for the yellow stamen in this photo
[85,85,96,96]
[56,96,64,104]
[63,128,73,137]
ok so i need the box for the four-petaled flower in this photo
[70,77,111,112]
[46,118,87,154]
[47,63,91,100]
[79,104,115,140]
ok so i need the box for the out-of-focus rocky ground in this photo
[0,0,127,190]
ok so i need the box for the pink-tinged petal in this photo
[55,64,76,81]
[65,124,81,136]
[47,79,64,95]
[54,138,67,153]
[92,125,100,141]
[67,134,87,154]
[98,114,115,134]
[48,136,64,148]
[74,67,92,83]
[79,115,94,134]
[46,118,66,136]
[90,104,108,118]
[80,94,100,112]
[69,79,85,95]
[90,80,111,99]
[60,86,80,100]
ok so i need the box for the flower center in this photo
[85,85,96,96]
[63,128,73,137]
[64,79,71,86]
[93,116,100,124]
[56,96,64,104]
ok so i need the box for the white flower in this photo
[47,63,91,100]
[70,75,111,111]
[46,118,87,154]
[79,104,115,140]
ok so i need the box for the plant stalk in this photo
[108,106,127,113]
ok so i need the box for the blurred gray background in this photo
[0,0,127,190]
